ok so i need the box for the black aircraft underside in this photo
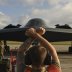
[0,28,72,42]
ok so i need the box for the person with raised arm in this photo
[16,27,62,72]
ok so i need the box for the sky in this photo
[0,0,72,29]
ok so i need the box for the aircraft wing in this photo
[0,28,72,42]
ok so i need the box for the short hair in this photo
[29,45,47,66]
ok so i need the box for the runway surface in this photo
[53,45,72,72]
[7,44,72,72]
[59,54,72,72]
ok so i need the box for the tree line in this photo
[3,23,72,29]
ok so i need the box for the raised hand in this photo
[36,27,46,35]
[25,28,36,38]
[25,27,46,39]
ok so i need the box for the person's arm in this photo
[16,38,34,72]
[37,34,62,71]
[36,34,61,69]
[35,34,60,64]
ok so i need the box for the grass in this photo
[51,41,71,45]
[1,41,72,45]
[7,41,72,45]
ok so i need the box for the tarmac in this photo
[8,44,72,72]
[59,54,72,72]
[54,45,72,72]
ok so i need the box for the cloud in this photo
[17,15,31,27]
[0,0,9,5]
[18,0,44,6]
[47,0,72,6]
[16,0,72,28]
[1,0,72,28]
[18,0,72,7]
[47,0,61,5]
[0,12,11,29]
[22,2,72,28]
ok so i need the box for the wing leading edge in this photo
[0,28,72,42]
